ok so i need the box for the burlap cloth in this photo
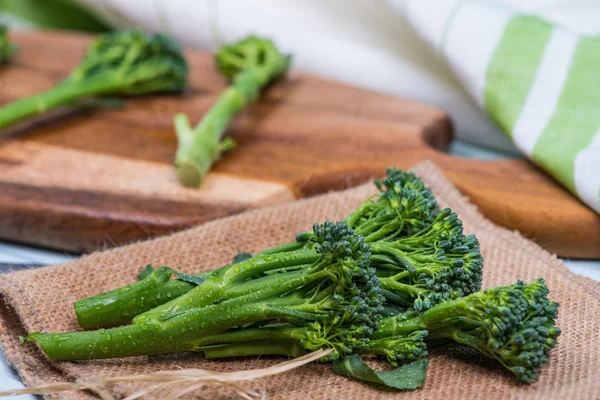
[0,162,598,400]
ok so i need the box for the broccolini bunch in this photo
[27,168,560,389]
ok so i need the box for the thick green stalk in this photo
[31,299,299,360]
[31,265,331,360]
[74,250,317,328]
[150,249,319,317]
[379,279,429,306]
[194,324,309,347]
[194,324,319,359]
[0,78,118,128]
[73,240,431,330]
[373,299,480,339]
[174,69,266,187]
[74,267,199,329]
[201,339,306,359]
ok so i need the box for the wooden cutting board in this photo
[0,31,598,258]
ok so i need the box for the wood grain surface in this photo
[0,31,598,258]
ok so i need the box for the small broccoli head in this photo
[346,168,440,241]
[491,279,561,383]
[297,221,385,359]
[0,25,17,64]
[358,330,429,367]
[395,208,464,253]
[215,35,290,84]
[378,169,439,221]
[70,30,188,94]
[372,208,483,313]
[442,279,560,383]
[311,221,385,326]
[412,233,483,311]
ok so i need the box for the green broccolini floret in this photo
[356,330,429,367]
[0,30,188,128]
[174,36,290,187]
[28,221,385,361]
[370,209,483,311]
[345,168,440,241]
[0,24,17,64]
[371,279,560,383]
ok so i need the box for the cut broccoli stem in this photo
[174,36,290,187]
[0,30,187,129]
[73,250,317,329]
[30,294,312,360]
[194,324,309,347]
[29,271,328,360]
[160,249,319,313]
[74,266,200,329]
[74,250,317,329]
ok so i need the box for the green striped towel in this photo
[401,0,600,214]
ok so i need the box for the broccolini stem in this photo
[154,249,319,316]
[74,250,318,329]
[355,216,403,243]
[30,278,328,361]
[174,72,259,187]
[174,36,290,187]
[373,299,481,339]
[372,316,426,339]
[201,339,306,359]
[193,324,309,347]
[74,267,199,329]
[257,240,305,255]
[0,78,119,128]
[369,244,417,270]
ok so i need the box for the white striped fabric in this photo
[511,28,578,154]
[70,0,600,214]
[401,0,600,214]
[441,1,516,106]
[574,129,600,209]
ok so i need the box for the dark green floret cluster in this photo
[372,278,560,383]
[27,168,560,390]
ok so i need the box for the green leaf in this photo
[0,0,110,32]
[332,355,428,390]
[137,264,155,280]
[172,271,207,286]
[138,265,206,286]
[232,252,253,264]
